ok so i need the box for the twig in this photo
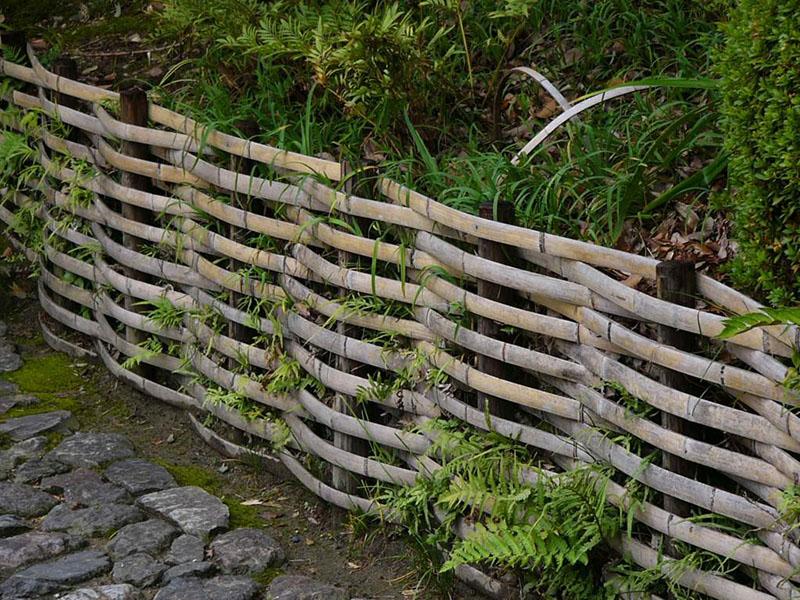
[76,43,177,58]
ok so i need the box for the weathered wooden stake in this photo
[656,259,697,519]
[227,120,258,370]
[52,58,80,135]
[48,57,81,312]
[119,87,153,374]
[332,158,368,494]
[476,201,515,420]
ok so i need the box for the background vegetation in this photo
[717,0,800,304]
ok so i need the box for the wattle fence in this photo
[2,42,800,599]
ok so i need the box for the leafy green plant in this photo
[717,0,800,304]
[375,420,621,597]
[719,307,800,390]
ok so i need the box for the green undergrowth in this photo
[155,459,265,529]
[2,0,155,51]
[152,0,729,246]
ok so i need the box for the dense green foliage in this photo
[718,0,800,304]
[155,0,725,244]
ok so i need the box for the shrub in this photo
[717,0,800,304]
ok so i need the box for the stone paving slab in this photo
[42,503,145,537]
[59,583,140,600]
[137,486,229,539]
[0,549,111,598]
[0,481,58,517]
[210,527,285,574]
[105,458,177,496]
[42,468,131,505]
[0,409,73,441]
[107,519,179,559]
[0,530,83,571]
[48,432,135,468]
[267,575,349,600]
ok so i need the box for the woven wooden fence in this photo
[2,41,800,599]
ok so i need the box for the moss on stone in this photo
[3,393,81,419]
[251,566,283,586]
[1,353,83,394]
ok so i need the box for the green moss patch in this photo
[251,567,283,586]
[1,353,84,394]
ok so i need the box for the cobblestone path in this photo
[0,320,357,600]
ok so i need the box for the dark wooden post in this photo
[227,120,258,369]
[332,158,368,494]
[656,260,697,519]
[476,201,515,420]
[52,58,80,140]
[119,87,153,374]
[48,57,82,312]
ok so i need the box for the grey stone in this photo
[0,530,83,571]
[0,514,28,537]
[106,459,177,496]
[154,575,259,600]
[161,560,213,582]
[58,584,140,600]
[0,481,57,517]
[0,341,21,373]
[138,486,229,539]
[14,456,70,483]
[0,381,14,397]
[42,502,144,537]
[42,468,131,505]
[112,552,166,587]
[48,432,135,468]
[165,533,205,565]
[0,392,37,415]
[108,519,179,559]
[0,410,72,441]
[0,320,6,337]
[210,528,284,574]
[0,550,111,598]
[0,435,47,477]
[267,575,348,600]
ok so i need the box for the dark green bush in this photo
[718,0,800,305]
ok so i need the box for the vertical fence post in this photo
[476,200,515,420]
[119,87,152,375]
[656,260,697,519]
[332,158,367,494]
[48,57,81,312]
[52,58,79,114]
[227,120,258,370]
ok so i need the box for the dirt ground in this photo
[0,274,483,600]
